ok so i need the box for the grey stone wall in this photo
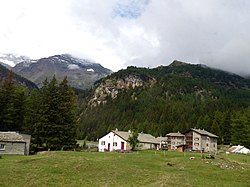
[20,134,31,155]
[0,141,26,155]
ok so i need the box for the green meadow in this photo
[0,151,249,187]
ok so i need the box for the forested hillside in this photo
[0,72,78,150]
[1,60,250,149]
[78,61,250,147]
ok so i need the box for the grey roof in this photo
[156,137,168,141]
[112,130,159,144]
[190,128,218,138]
[166,132,185,137]
[0,132,25,142]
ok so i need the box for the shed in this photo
[0,132,31,155]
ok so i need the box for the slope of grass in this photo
[0,151,249,187]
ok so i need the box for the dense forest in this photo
[78,63,250,148]
[1,62,250,149]
[0,72,77,150]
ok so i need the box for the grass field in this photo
[0,151,249,187]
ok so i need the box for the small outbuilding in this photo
[0,132,31,155]
[176,144,189,152]
[227,145,250,155]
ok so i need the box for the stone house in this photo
[98,130,159,152]
[166,132,185,150]
[0,132,31,155]
[184,128,218,153]
[165,128,218,153]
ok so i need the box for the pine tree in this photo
[0,71,26,131]
[231,108,250,148]
[58,77,77,148]
[24,76,77,150]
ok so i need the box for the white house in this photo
[98,130,159,152]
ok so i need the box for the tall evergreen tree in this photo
[231,108,250,148]
[24,76,77,150]
[0,71,26,131]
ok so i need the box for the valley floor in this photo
[0,151,249,187]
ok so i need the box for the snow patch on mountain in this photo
[87,68,95,72]
[0,59,16,67]
[0,53,31,67]
[68,64,80,70]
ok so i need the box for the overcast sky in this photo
[0,0,250,74]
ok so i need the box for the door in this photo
[108,143,110,151]
[121,142,124,150]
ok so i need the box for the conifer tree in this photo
[24,76,77,150]
[0,71,26,131]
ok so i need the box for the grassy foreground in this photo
[0,151,249,187]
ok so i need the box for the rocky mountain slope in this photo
[0,64,37,90]
[78,61,250,141]
[0,53,31,67]
[12,54,112,89]
[88,61,250,106]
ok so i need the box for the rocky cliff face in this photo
[89,75,156,106]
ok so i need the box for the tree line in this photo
[0,72,78,150]
[78,67,250,148]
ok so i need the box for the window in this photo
[194,143,199,146]
[113,142,117,146]
[0,144,6,150]
[194,137,199,141]
[101,141,105,145]
[172,142,175,145]
[206,143,209,147]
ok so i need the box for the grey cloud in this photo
[0,0,250,75]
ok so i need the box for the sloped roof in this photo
[166,132,185,137]
[227,145,249,154]
[156,137,168,142]
[190,128,218,138]
[112,130,159,144]
[0,132,25,142]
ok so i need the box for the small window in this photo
[113,142,117,146]
[194,143,199,146]
[194,137,199,141]
[101,141,105,145]
[206,143,209,147]
[0,144,6,150]
[172,142,175,145]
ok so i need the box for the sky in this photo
[0,0,250,75]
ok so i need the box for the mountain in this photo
[0,64,37,90]
[12,54,112,89]
[77,61,250,142]
[0,53,31,67]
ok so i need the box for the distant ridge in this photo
[12,54,112,89]
[0,64,37,90]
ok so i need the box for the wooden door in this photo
[121,142,124,150]
[108,143,110,151]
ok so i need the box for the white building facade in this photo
[98,131,129,152]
